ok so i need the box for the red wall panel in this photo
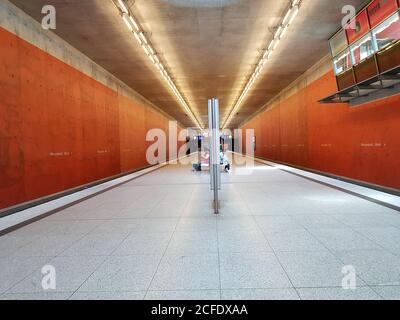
[367,0,398,27]
[346,10,370,44]
[242,69,400,190]
[0,27,181,209]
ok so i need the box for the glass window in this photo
[350,33,375,64]
[329,30,348,57]
[372,12,400,50]
[333,48,353,75]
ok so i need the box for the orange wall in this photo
[242,69,400,189]
[0,27,184,209]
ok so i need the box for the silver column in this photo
[208,98,221,214]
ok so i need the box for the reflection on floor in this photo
[1,154,400,300]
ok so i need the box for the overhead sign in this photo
[367,0,398,27]
[346,10,370,44]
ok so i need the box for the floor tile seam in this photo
[301,225,375,289]
[216,217,222,300]
[66,228,134,300]
[2,255,56,296]
[237,189,301,300]
[143,186,197,298]
[331,222,400,257]
[3,225,96,294]
[5,284,382,295]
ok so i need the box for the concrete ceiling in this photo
[10,0,368,128]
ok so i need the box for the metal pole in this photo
[214,99,221,192]
[208,98,220,214]
[208,99,213,189]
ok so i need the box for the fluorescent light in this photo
[142,44,150,55]
[275,25,283,39]
[129,16,140,31]
[112,0,202,128]
[122,15,133,31]
[222,1,302,128]
[118,0,128,13]
[280,25,288,39]
[139,32,148,44]
[282,8,292,25]
[268,40,275,51]
[133,32,142,45]
[148,45,155,55]
[288,6,299,25]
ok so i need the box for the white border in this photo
[0,163,167,233]
[235,152,400,209]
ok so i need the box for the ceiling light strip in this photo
[222,0,302,128]
[112,0,202,128]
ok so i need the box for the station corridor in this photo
[1,154,400,300]
[1,0,400,303]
